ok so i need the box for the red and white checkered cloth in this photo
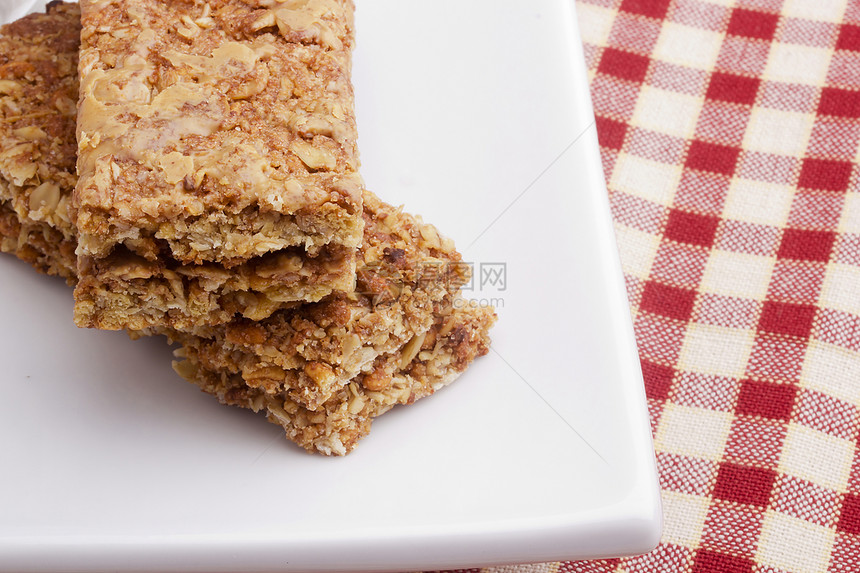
[436,0,860,572]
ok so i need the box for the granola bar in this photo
[73,0,365,330]
[0,2,80,283]
[174,302,496,455]
[164,191,470,410]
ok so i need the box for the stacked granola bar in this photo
[0,2,495,455]
[74,0,365,330]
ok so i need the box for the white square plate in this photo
[0,1,661,570]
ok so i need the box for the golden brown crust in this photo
[72,0,364,329]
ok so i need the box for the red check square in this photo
[641,359,674,401]
[665,209,720,247]
[838,494,860,535]
[798,158,853,192]
[818,87,860,119]
[573,3,860,570]
[595,115,628,151]
[640,281,698,321]
[727,8,779,40]
[713,463,777,507]
[692,549,754,573]
[597,47,650,83]
[620,0,672,19]
[758,301,816,339]
[686,141,741,176]
[706,72,761,105]
[837,24,860,51]
[736,380,797,421]
[778,229,836,262]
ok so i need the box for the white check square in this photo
[614,224,661,281]
[632,85,701,139]
[723,178,794,228]
[801,340,860,405]
[575,3,615,47]
[653,22,723,70]
[779,424,854,491]
[655,405,732,461]
[840,193,860,234]
[661,491,710,547]
[764,43,832,85]
[757,511,836,573]
[743,108,816,157]
[782,0,848,22]
[820,264,860,316]
[679,324,755,378]
[700,249,774,301]
[610,153,682,206]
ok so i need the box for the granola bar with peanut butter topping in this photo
[73,0,365,330]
